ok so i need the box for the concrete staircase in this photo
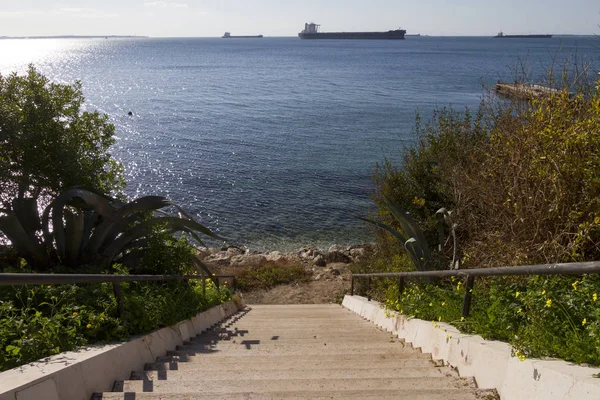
[93,304,489,399]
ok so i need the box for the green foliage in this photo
[0,65,125,209]
[371,107,487,264]
[0,278,230,372]
[0,188,220,272]
[381,274,600,365]
[236,264,311,292]
[368,74,600,366]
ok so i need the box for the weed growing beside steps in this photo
[236,264,312,292]
[0,278,230,372]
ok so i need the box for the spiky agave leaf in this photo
[52,189,119,260]
[381,195,435,270]
[87,196,184,255]
[358,217,409,243]
[0,212,49,266]
[101,217,223,267]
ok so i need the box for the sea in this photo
[1,36,599,251]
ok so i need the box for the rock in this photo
[230,254,267,267]
[265,251,285,263]
[349,247,366,260]
[329,268,341,276]
[326,250,351,264]
[313,255,326,267]
[299,247,318,260]
[203,251,231,265]
[226,247,245,257]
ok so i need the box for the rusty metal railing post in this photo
[350,276,355,296]
[462,275,475,318]
[398,276,405,303]
[367,277,372,301]
[112,282,125,324]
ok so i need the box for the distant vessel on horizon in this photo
[494,31,552,39]
[298,23,406,40]
[222,32,263,39]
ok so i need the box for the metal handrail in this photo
[0,273,238,323]
[350,261,600,317]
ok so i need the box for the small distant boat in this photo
[494,31,552,39]
[222,32,263,39]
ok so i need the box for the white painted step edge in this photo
[0,301,240,400]
[342,295,600,400]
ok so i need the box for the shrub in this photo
[236,264,311,292]
[0,278,230,371]
[367,73,600,365]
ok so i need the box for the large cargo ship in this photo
[494,31,552,39]
[222,32,263,39]
[298,23,406,40]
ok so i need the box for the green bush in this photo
[380,273,600,365]
[367,76,600,365]
[0,278,230,372]
[236,264,311,292]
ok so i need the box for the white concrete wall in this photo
[0,300,240,400]
[343,295,600,400]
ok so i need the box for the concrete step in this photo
[176,340,408,351]
[132,366,454,381]
[95,388,482,399]
[189,333,400,343]
[163,344,416,357]
[98,304,481,400]
[116,377,476,394]
[145,358,436,372]
[154,352,431,364]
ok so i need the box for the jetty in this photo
[493,82,561,100]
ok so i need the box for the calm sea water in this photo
[1,36,599,250]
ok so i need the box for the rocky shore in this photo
[197,243,376,269]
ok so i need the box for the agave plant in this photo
[0,188,220,274]
[361,195,459,271]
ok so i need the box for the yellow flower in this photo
[460,316,465,322]
[446,333,452,339]
[541,290,546,295]
[429,302,433,307]
[593,293,598,302]
[438,316,442,322]
[515,291,520,298]
[582,318,587,326]
[572,281,579,291]
[519,354,526,362]
[72,312,79,317]
[546,299,552,308]
[456,282,463,291]
[86,324,92,329]
[441,302,446,306]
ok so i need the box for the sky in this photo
[0,0,598,37]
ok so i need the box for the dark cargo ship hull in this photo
[299,31,405,40]
[222,35,263,39]
[494,34,552,38]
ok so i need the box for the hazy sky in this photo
[0,0,598,37]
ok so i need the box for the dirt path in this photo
[239,262,353,305]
